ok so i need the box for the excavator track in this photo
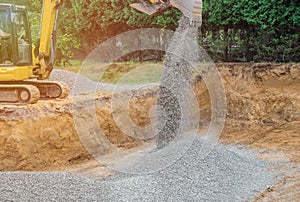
[0,81,69,104]
[22,81,69,100]
[0,84,40,104]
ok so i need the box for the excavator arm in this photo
[37,0,64,79]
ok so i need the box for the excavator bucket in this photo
[130,0,202,27]
[130,1,171,16]
[0,29,11,38]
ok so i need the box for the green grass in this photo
[115,64,163,85]
[55,60,82,73]
[55,60,163,84]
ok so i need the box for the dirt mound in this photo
[0,89,157,171]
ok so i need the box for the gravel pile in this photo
[49,69,99,95]
[0,136,281,201]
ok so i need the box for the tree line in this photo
[2,0,299,62]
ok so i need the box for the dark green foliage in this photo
[202,0,300,62]
[69,0,300,62]
[4,0,298,62]
[69,0,181,57]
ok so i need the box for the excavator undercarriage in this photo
[0,81,68,104]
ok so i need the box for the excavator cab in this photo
[0,4,32,66]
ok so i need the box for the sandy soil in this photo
[216,63,300,201]
[0,63,299,200]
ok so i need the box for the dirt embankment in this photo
[0,63,299,172]
[0,101,82,170]
[217,63,300,201]
[219,63,300,162]
[0,89,157,171]
[194,64,300,158]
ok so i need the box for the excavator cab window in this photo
[0,5,32,66]
[0,9,13,64]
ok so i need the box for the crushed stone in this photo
[0,136,282,202]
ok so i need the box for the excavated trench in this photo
[0,63,299,170]
[0,63,299,200]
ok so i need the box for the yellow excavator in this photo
[0,0,201,104]
[0,0,68,104]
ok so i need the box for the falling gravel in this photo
[156,16,200,148]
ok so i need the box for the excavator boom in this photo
[38,0,64,79]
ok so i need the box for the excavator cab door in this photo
[13,7,32,65]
